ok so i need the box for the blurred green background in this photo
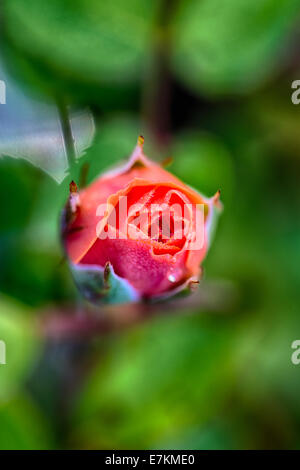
[1,0,300,450]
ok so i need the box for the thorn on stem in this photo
[137,135,144,148]
[213,189,222,209]
[69,180,78,193]
[104,261,112,283]
[67,180,80,218]
[189,279,199,293]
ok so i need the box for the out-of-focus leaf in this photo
[0,395,53,449]
[234,307,300,421]
[1,40,140,110]
[71,314,235,449]
[0,241,75,306]
[247,86,300,159]
[0,297,39,400]
[0,158,40,233]
[4,0,160,84]
[0,59,95,183]
[157,421,240,450]
[0,156,76,306]
[171,0,300,95]
[171,132,234,204]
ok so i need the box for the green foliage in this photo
[0,158,40,233]
[0,395,53,450]
[0,158,74,306]
[171,0,300,95]
[171,132,234,203]
[0,298,39,400]
[72,314,235,449]
[4,0,160,84]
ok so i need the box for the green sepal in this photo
[149,275,200,304]
[70,261,140,305]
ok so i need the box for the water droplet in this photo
[167,266,183,283]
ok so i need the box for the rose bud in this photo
[62,136,221,304]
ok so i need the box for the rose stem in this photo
[141,0,177,149]
[56,96,76,168]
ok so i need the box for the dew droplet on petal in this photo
[167,266,183,283]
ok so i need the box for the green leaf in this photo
[171,131,234,205]
[0,158,40,233]
[4,0,160,85]
[171,0,300,95]
[0,395,53,450]
[0,297,40,401]
[159,421,240,450]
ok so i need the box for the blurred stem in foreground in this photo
[40,280,239,340]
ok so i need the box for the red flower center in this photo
[103,184,192,257]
